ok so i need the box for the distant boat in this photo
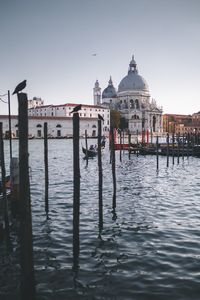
[82,146,97,158]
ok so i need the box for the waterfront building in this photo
[163,114,192,133]
[0,114,99,138]
[162,113,200,134]
[28,102,110,136]
[0,103,110,138]
[93,55,163,134]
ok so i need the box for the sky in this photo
[0,0,200,115]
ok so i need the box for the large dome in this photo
[118,55,149,93]
[102,77,117,99]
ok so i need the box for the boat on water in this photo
[82,146,97,158]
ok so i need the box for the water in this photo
[1,139,200,300]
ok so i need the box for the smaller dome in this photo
[102,77,117,99]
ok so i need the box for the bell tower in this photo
[93,80,101,105]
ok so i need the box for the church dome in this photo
[102,77,117,99]
[118,55,149,93]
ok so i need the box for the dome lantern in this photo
[118,55,149,93]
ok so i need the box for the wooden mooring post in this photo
[8,90,13,170]
[128,130,131,160]
[177,132,180,164]
[156,135,159,171]
[119,130,122,162]
[122,130,125,155]
[85,129,88,166]
[0,122,10,239]
[187,132,190,159]
[44,122,49,217]
[110,127,116,210]
[182,133,185,160]
[172,132,175,165]
[18,93,35,300]
[166,133,169,167]
[98,119,103,231]
[72,112,80,269]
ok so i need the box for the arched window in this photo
[92,124,97,128]
[130,99,134,109]
[135,99,139,109]
[36,124,42,128]
[56,124,62,128]
[124,100,128,109]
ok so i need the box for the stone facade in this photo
[94,55,163,134]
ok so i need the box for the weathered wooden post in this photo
[187,132,190,159]
[166,133,169,167]
[8,90,13,170]
[44,122,49,217]
[156,135,159,171]
[172,132,175,165]
[119,129,122,162]
[18,93,35,300]
[72,112,80,269]
[84,129,88,166]
[136,129,139,157]
[122,129,125,154]
[0,122,10,238]
[98,119,103,231]
[177,132,180,164]
[110,127,116,210]
[128,130,131,160]
[182,133,185,160]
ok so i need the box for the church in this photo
[93,55,163,134]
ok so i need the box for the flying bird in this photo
[98,114,104,121]
[12,80,27,95]
[69,104,82,114]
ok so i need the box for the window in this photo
[37,130,42,137]
[135,99,139,109]
[56,124,62,128]
[57,130,61,137]
[130,99,134,109]
[36,124,42,128]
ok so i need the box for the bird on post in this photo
[69,104,82,114]
[12,80,27,95]
[98,114,104,121]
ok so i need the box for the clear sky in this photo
[0,0,200,115]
